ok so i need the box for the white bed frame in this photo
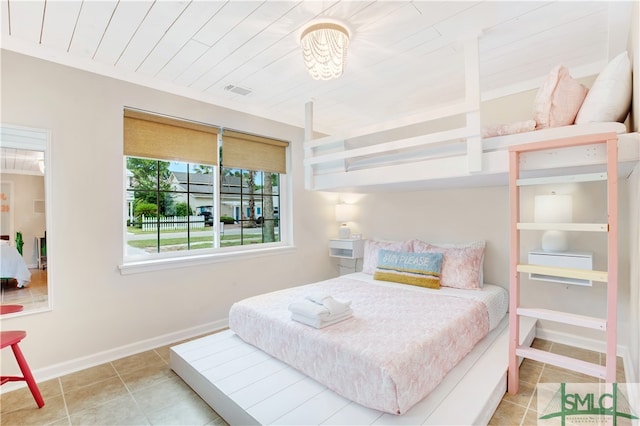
[170,316,536,425]
[302,37,639,193]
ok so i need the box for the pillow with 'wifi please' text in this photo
[373,249,443,289]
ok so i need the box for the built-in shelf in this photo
[526,250,594,286]
[329,239,365,259]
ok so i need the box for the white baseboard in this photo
[0,318,229,394]
[535,326,636,383]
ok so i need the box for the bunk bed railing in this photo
[303,37,482,191]
[303,103,483,191]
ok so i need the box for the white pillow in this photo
[575,51,632,123]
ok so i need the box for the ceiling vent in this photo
[224,85,252,96]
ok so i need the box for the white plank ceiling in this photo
[0,1,634,135]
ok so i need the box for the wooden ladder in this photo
[507,132,619,393]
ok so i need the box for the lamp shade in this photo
[335,203,355,223]
[335,203,355,239]
[534,194,572,223]
[534,193,572,252]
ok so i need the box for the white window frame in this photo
[119,156,292,275]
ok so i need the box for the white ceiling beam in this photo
[114,1,189,71]
[6,0,44,43]
[67,1,117,57]
[137,1,227,76]
[92,1,153,65]
[40,1,82,52]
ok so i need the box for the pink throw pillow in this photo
[533,65,588,129]
[363,239,413,275]
[412,240,485,290]
[482,120,537,138]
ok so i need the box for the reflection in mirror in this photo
[0,125,50,316]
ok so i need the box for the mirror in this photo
[0,125,51,316]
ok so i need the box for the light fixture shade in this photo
[335,203,355,223]
[300,22,350,81]
[534,193,573,252]
[335,203,355,239]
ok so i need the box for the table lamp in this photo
[335,203,355,239]
[534,192,572,252]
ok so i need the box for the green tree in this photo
[193,165,213,174]
[127,158,173,215]
[243,170,257,228]
[263,172,276,242]
[134,202,158,217]
[174,202,193,216]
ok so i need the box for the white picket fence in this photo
[139,215,206,231]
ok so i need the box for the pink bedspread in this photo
[228,276,490,415]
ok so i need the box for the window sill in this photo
[119,244,296,275]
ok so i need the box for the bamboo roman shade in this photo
[222,130,289,174]
[124,109,219,165]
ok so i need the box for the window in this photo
[123,108,289,264]
[220,168,280,246]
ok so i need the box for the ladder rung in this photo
[517,264,608,282]
[517,222,608,232]
[517,308,606,330]
[515,346,606,379]
[516,172,607,186]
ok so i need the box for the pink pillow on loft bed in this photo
[533,65,588,129]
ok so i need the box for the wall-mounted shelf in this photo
[527,250,593,286]
[329,239,365,259]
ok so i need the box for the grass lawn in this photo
[126,233,277,249]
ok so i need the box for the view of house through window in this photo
[123,108,287,260]
[220,167,280,245]
[125,161,281,256]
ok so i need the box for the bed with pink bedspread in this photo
[228,273,508,415]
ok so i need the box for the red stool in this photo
[1,305,45,408]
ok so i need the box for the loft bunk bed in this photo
[303,41,639,193]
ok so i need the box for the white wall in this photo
[629,164,639,382]
[352,177,632,353]
[0,50,335,379]
[632,1,640,133]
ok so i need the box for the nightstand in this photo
[329,239,365,275]
[528,250,593,286]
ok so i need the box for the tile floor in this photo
[0,336,626,426]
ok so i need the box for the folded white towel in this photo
[305,293,331,305]
[289,300,331,318]
[304,294,352,315]
[291,309,353,329]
